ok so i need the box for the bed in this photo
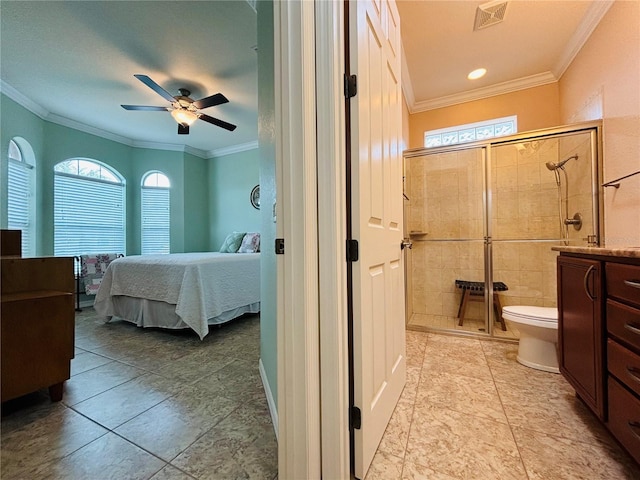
[93,252,260,339]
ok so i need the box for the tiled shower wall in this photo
[406,132,596,324]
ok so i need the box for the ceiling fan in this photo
[121,74,237,135]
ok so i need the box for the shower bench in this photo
[455,280,509,331]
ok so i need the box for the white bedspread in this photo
[94,252,260,339]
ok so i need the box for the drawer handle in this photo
[624,323,640,336]
[624,279,640,289]
[629,421,640,441]
[627,367,640,384]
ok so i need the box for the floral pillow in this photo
[238,232,261,253]
[219,231,246,253]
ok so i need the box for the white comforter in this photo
[94,252,260,339]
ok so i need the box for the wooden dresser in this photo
[1,255,75,403]
[556,247,640,465]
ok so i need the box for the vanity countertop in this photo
[552,246,640,259]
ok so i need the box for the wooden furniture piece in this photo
[455,280,508,330]
[1,256,75,402]
[556,248,640,465]
[0,229,21,256]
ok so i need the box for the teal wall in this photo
[258,0,277,406]
[1,92,261,256]
[209,148,261,250]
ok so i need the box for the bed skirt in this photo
[106,295,260,332]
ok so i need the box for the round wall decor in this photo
[250,185,260,209]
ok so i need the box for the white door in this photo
[349,0,406,478]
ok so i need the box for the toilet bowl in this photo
[502,305,559,373]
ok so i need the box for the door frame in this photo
[275,1,350,478]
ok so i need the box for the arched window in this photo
[7,138,36,256]
[141,171,170,254]
[54,159,125,255]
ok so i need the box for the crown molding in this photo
[0,80,49,119]
[409,71,558,114]
[210,140,259,158]
[552,0,614,78]
[47,112,136,147]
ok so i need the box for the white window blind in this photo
[54,172,125,256]
[141,187,170,254]
[7,159,34,256]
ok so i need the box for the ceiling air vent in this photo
[474,0,508,30]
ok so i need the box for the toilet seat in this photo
[502,306,557,329]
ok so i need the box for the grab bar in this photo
[602,170,640,188]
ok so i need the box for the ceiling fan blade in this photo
[134,74,176,103]
[198,113,237,131]
[193,93,229,110]
[178,124,189,135]
[121,105,169,111]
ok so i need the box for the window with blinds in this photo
[54,159,125,256]
[141,171,170,254]
[7,139,35,256]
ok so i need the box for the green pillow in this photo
[219,232,246,253]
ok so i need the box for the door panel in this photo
[350,0,405,478]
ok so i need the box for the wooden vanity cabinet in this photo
[557,255,605,419]
[557,250,640,465]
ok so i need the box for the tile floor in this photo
[4,311,640,480]
[1,309,277,480]
[367,330,640,479]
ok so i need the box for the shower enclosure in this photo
[403,122,602,340]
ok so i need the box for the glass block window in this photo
[54,159,125,256]
[141,171,171,255]
[425,116,517,148]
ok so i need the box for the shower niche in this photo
[403,122,602,339]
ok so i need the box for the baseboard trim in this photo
[259,357,278,441]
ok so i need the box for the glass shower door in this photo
[405,146,490,335]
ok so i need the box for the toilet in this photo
[502,305,559,373]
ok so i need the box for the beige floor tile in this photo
[405,405,528,479]
[364,450,404,480]
[512,425,640,480]
[495,378,615,447]
[149,464,196,479]
[378,397,415,458]
[401,460,459,480]
[422,348,493,381]
[415,371,508,424]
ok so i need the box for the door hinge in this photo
[344,74,357,98]
[350,406,362,430]
[346,239,359,262]
[275,238,285,255]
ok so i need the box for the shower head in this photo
[545,154,578,171]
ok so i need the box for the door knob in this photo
[401,239,413,250]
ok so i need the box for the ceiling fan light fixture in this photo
[171,108,198,126]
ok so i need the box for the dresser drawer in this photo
[608,299,640,353]
[607,377,640,464]
[608,339,640,397]
[607,263,640,308]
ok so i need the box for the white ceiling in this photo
[1,1,612,158]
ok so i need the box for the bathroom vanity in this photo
[555,246,640,465]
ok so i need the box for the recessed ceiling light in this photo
[468,68,487,80]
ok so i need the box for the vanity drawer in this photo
[607,299,640,353]
[607,377,640,465]
[608,339,640,397]
[606,263,640,308]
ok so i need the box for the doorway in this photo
[403,122,602,339]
